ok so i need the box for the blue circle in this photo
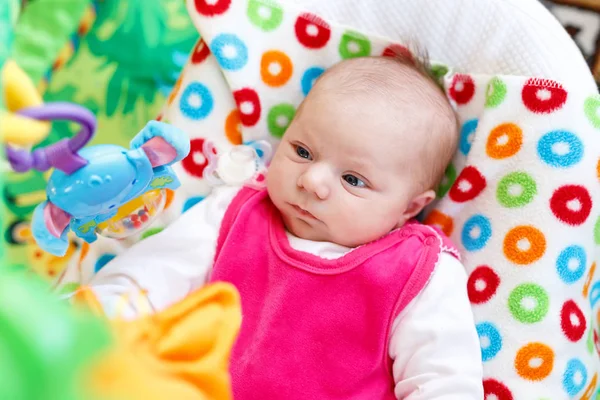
[179,82,214,120]
[210,33,248,71]
[461,214,492,251]
[537,130,584,168]
[556,245,586,284]
[459,119,479,155]
[562,358,587,396]
[95,253,116,273]
[183,196,205,213]
[301,67,325,96]
[476,322,502,362]
[589,281,600,309]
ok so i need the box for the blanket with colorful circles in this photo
[62,0,600,397]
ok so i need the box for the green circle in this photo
[496,172,537,208]
[595,215,600,245]
[247,0,283,32]
[268,104,296,138]
[141,227,164,240]
[587,327,594,355]
[57,282,80,296]
[485,77,507,108]
[430,64,449,82]
[584,95,600,130]
[436,163,457,198]
[508,283,549,324]
[339,31,371,59]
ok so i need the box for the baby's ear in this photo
[130,121,191,168]
[402,190,436,222]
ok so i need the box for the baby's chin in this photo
[281,213,386,248]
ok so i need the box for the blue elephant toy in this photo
[21,120,190,256]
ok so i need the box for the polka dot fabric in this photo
[434,72,600,398]
[62,0,600,397]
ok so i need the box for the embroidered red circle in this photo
[468,265,500,304]
[561,300,586,342]
[449,74,475,105]
[233,88,262,127]
[194,0,231,16]
[550,185,592,226]
[191,39,211,64]
[181,138,210,178]
[522,78,568,114]
[594,330,600,356]
[449,166,486,203]
[382,44,413,61]
[294,13,331,49]
[483,379,513,400]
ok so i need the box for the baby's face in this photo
[267,92,425,248]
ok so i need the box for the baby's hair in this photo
[379,42,459,191]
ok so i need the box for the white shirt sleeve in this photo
[389,252,484,399]
[85,185,242,318]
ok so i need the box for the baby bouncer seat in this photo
[59,0,599,398]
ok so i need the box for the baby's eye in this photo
[295,145,312,160]
[342,174,366,188]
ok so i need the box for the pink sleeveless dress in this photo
[209,188,459,399]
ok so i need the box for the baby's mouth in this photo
[290,204,318,220]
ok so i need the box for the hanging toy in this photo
[202,140,272,189]
[5,106,190,256]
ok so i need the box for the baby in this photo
[86,53,483,399]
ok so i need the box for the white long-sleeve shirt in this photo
[86,185,483,399]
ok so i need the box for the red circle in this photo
[594,330,600,356]
[483,379,513,400]
[181,138,210,178]
[449,166,487,203]
[550,185,592,226]
[522,78,567,114]
[468,265,500,304]
[191,39,211,64]
[294,13,331,49]
[382,44,413,61]
[233,88,262,127]
[194,0,231,16]
[561,300,586,342]
[155,114,163,121]
[449,74,475,105]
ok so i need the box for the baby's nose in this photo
[297,167,330,200]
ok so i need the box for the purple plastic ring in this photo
[6,102,97,174]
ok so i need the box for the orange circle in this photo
[163,189,175,210]
[514,342,554,381]
[168,75,183,105]
[486,123,523,159]
[79,242,90,264]
[225,109,243,145]
[596,158,599,181]
[424,210,454,237]
[503,225,546,265]
[260,50,293,87]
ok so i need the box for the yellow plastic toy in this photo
[1,60,51,146]
[75,282,242,400]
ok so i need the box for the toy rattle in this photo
[5,102,191,256]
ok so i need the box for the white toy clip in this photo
[202,140,272,189]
